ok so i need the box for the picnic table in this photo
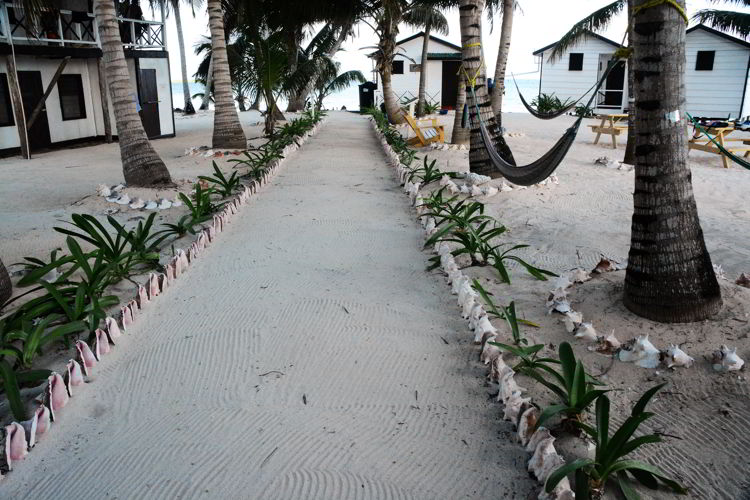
[588,113,628,149]
[688,125,750,169]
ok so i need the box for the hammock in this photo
[687,112,750,171]
[468,60,618,186]
[512,74,601,120]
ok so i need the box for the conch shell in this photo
[592,257,617,274]
[105,317,122,341]
[569,268,591,283]
[618,334,661,368]
[736,273,750,289]
[562,311,582,333]
[148,273,160,299]
[666,344,694,368]
[5,422,28,469]
[76,340,97,376]
[95,328,111,359]
[474,316,497,345]
[480,336,502,364]
[65,359,84,390]
[574,322,598,342]
[46,372,69,420]
[517,406,540,446]
[712,345,744,372]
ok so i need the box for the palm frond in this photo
[706,0,750,5]
[324,70,366,94]
[548,0,625,62]
[693,10,750,39]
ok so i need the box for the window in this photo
[696,50,715,71]
[0,74,14,127]
[392,60,404,75]
[568,53,584,71]
[58,74,86,120]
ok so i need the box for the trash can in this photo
[359,82,377,111]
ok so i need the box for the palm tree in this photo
[489,0,515,118]
[96,0,172,185]
[459,0,515,176]
[170,0,196,114]
[312,61,366,111]
[624,0,721,322]
[199,53,214,110]
[207,0,247,148]
[451,81,469,144]
[410,10,449,116]
[0,258,11,305]
[693,0,750,38]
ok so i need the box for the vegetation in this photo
[530,93,574,114]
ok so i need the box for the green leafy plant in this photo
[179,184,223,219]
[199,161,241,198]
[531,93,574,114]
[490,341,562,373]
[485,242,558,284]
[525,342,607,431]
[0,360,51,420]
[574,103,595,118]
[406,156,459,185]
[4,315,86,369]
[423,100,440,115]
[472,279,538,339]
[154,214,206,241]
[545,384,688,499]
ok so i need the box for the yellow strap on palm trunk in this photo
[633,0,688,24]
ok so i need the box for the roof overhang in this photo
[532,30,622,56]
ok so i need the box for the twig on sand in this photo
[70,194,91,206]
[592,356,616,377]
[259,370,284,377]
[440,336,449,344]
[260,447,279,468]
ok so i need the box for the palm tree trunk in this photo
[200,54,213,110]
[0,258,11,305]
[624,0,721,323]
[173,3,195,115]
[416,24,431,117]
[623,0,636,164]
[207,0,246,149]
[285,31,304,112]
[490,0,514,118]
[459,0,514,177]
[377,7,405,124]
[451,81,469,145]
[94,0,172,186]
[381,67,402,124]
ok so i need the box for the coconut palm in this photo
[312,61,366,111]
[200,54,214,110]
[96,0,172,185]
[693,0,750,38]
[0,258,11,305]
[489,0,516,118]
[458,0,515,176]
[409,9,449,116]
[207,0,247,148]
[451,80,469,144]
[170,0,197,114]
[624,0,722,322]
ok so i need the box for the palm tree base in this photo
[183,100,196,115]
[623,286,722,323]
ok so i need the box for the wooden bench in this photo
[589,113,628,149]
[688,125,750,168]
[403,113,445,147]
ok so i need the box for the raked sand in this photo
[2,112,535,499]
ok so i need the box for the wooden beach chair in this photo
[403,113,445,147]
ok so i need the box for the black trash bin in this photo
[359,81,377,111]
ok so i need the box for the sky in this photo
[163,0,747,85]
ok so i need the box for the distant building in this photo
[0,0,174,155]
[532,25,750,118]
[369,32,462,110]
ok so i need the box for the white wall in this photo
[685,28,750,118]
[0,56,100,148]
[537,37,624,112]
[376,35,460,108]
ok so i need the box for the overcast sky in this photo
[163,0,746,85]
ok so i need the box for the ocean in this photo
[170,77,540,114]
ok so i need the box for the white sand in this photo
[1,112,535,499]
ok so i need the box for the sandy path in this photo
[3,112,535,499]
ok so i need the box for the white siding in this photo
[537,37,625,112]
[685,28,750,118]
[375,35,460,108]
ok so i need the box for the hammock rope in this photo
[468,59,618,186]
[687,112,750,171]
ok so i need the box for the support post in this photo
[5,54,29,158]
[27,56,70,130]
[97,57,112,142]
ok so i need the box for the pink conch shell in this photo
[158,273,168,292]
[66,359,84,389]
[188,244,199,263]
[20,412,38,448]
[517,406,540,446]
[76,340,97,376]
[95,328,111,358]
[35,405,51,436]
[206,226,216,242]
[149,273,160,298]
[178,249,189,270]
[47,372,69,420]
[137,284,149,308]
[121,305,133,330]
[169,255,181,278]
[105,317,122,341]
[5,422,28,468]
[213,215,222,233]
[165,262,176,281]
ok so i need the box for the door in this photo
[138,68,160,138]
[597,54,625,108]
[441,60,461,110]
[18,71,51,151]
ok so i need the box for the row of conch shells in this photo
[370,117,574,499]
[97,184,184,211]
[430,142,469,151]
[3,118,326,479]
